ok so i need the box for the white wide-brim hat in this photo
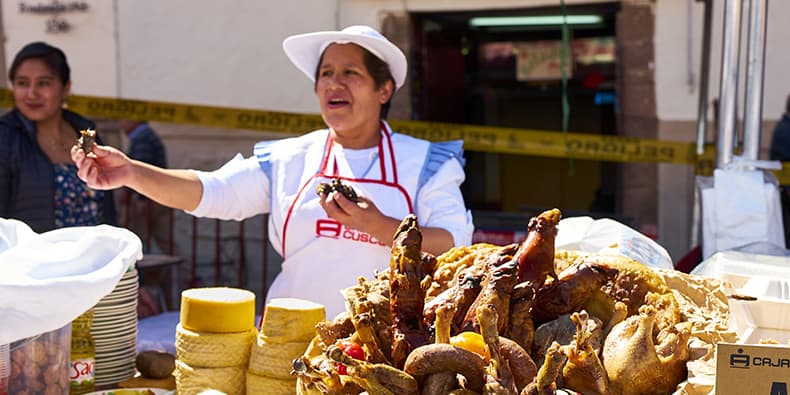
[283,25,407,90]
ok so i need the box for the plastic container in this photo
[0,343,9,395]
[694,250,790,345]
[729,296,790,344]
[691,250,790,290]
[8,324,71,395]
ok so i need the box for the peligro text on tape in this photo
[3,89,788,184]
[390,120,694,165]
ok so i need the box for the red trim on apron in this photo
[280,125,413,258]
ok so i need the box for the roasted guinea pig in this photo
[317,178,360,202]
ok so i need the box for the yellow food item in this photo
[180,287,255,333]
[450,331,490,361]
[174,359,245,395]
[260,298,326,343]
[248,336,310,379]
[246,371,296,395]
[175,324,256,368]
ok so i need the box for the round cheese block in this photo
[260,298,325,343]
[175,324,256,368]
[180,287,255,333]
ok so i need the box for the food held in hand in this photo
[78,129,96,154]
[316,178,360,202]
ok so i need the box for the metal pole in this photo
[716,0,743,168]
[696,0,713,155]
[743,0,769,160]
[692,0,714,249]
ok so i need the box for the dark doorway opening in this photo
[412,4,620,226]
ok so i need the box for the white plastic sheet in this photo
[555,216,674,270]
[699,157,785,259]
[0,218,142,344]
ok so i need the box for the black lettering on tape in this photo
[659,146,675,159]
[644,145,657,158]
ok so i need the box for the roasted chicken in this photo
[602,305,691,395]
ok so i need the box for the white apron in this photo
[266,123,413,317]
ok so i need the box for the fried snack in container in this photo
[8,324,71,395]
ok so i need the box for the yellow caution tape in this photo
[0,90,787,184]
[388,120,696,165]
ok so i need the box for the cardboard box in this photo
[716,342,790,395]
[698,251,790,394]
[716,289,790,394]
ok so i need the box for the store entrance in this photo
[412,4,621,230]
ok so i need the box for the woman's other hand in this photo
[319,190,455,256]
[71,143,133,190]
[320,191,382,228]
[319,191,397,241]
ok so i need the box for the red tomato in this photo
[336,340,365,375]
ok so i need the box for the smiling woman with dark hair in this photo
[0,41,115,232]
[72,26,473,317]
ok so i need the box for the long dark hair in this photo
[314,44,395,119]
[9,41,70,84]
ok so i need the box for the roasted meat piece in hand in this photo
[317,178,360,202]
[78,129,96,154]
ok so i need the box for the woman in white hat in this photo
[71,25,473,317]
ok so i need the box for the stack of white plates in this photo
[91,267,139,386]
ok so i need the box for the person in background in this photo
[769,94,790,248]
[117,119,173,254]
[0,41,115,233]
[72,25,474,317]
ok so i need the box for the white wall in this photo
[2,0,117,96]
[655,0,790,122]
[2,0,620,115]
[115,0,335,114]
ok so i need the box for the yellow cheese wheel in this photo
[248,336,309,379]
[245,371,296,395]
[261,298,325,343]
[180,287,255,333]
[174,359,245,395]
[176,324,256,368]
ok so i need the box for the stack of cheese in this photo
[247,298,326,394]
[175,287,257,395]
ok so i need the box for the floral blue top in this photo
[53,163,104,228]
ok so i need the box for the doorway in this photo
[412,4,621,225]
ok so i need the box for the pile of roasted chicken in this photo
[292,209,694,395]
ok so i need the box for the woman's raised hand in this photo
[71,144,134,190]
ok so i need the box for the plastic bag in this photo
[698,156,785,260]
[555,216,674,270]
[0,218,142,344]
